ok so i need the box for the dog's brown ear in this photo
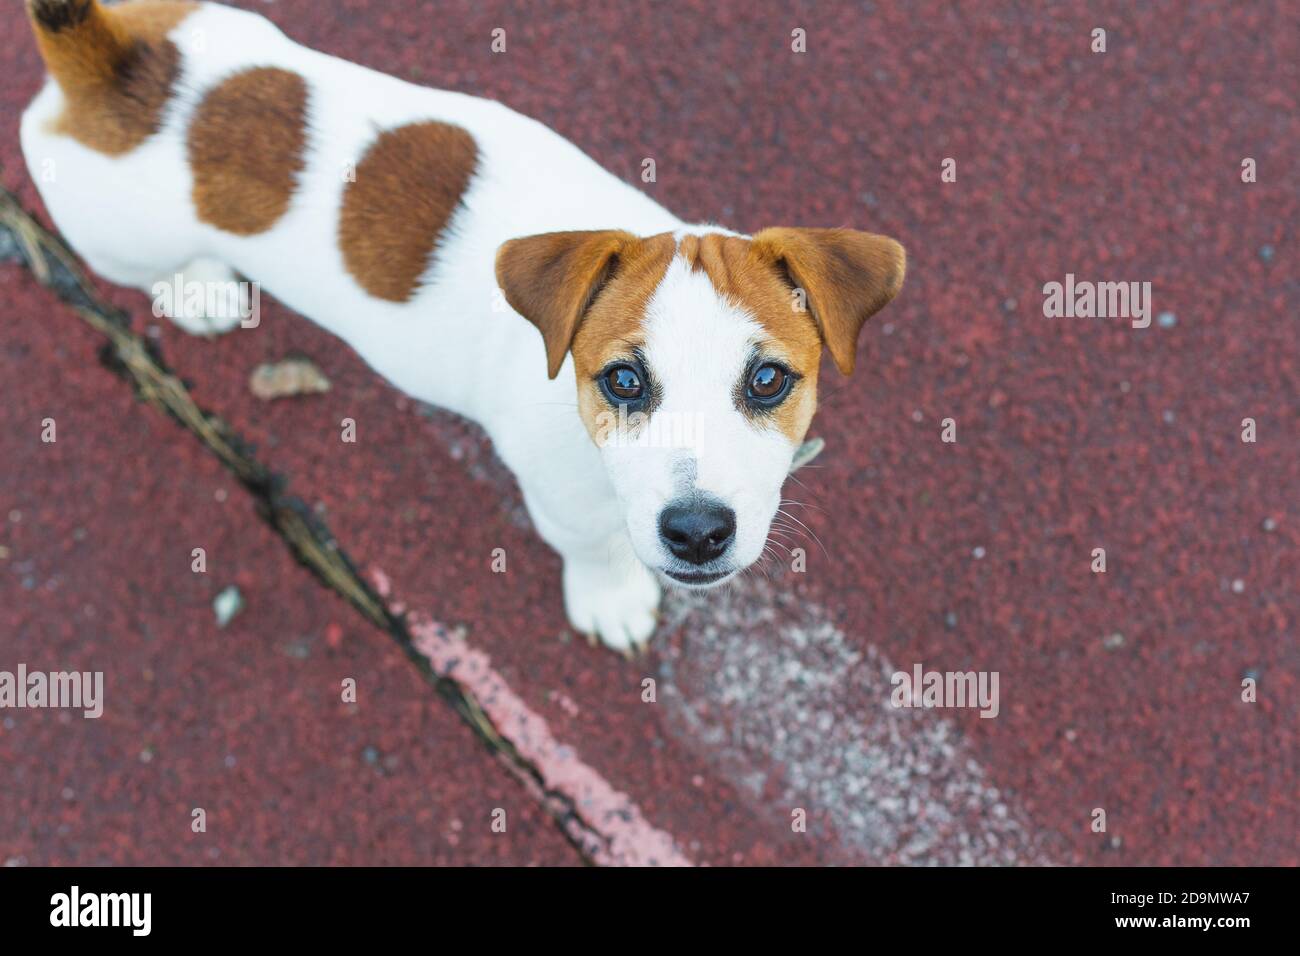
[496,229,638,379]
[750,227,906,375]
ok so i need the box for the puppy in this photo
[21,0,905,651]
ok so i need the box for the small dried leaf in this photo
[249,357,331,400]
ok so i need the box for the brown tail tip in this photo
[27,0,136,93]
[27,0,97,33]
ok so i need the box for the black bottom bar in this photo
[0,865,1285,942]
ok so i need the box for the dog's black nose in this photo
[659,503,736,565]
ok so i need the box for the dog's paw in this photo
[563,556,661,654]
[151,258,249,336]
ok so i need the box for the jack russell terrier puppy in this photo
[22,0,905,652]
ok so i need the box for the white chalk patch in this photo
[658,576,1051,865]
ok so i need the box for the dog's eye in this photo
[604,364,643,401]
[747,363,790,403]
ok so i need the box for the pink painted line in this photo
[370,568,693,867]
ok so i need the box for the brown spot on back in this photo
[187,68,308,235]
[30,0,196,155]
[338,122,478,302]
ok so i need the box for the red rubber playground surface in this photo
[1,0,1296,866]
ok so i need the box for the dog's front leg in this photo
[519,486,661,654]
[560,533,662,654]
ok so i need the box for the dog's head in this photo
[495,227,905,588]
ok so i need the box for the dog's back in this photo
[22,0,678,410]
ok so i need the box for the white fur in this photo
[21,1,801,651]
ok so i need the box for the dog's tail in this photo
[26,0,136,91]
